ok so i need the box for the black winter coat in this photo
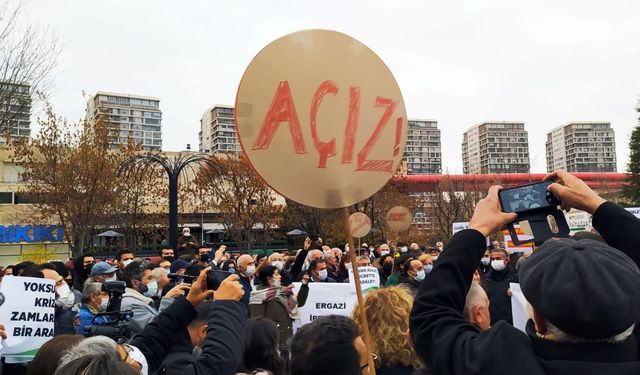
[409,202,640,374]
[131,297,246,375]
[483,266,518,325]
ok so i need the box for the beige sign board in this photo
[348,212,372,238]
[386,206,412,232]
[235,29,407,209]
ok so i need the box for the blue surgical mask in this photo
[423,264,433,274]
[228,268,236,274]
[143,280,158,298]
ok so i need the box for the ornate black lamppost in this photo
[119,153,214,250]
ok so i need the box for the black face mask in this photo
[382,263,393,275]
[199,254,209,263]
[84,264,93,275]
[163,256,175,263]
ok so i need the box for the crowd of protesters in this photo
[0,170,639,374]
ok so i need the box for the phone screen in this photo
[206,270,232,290]
[499,181,556,213]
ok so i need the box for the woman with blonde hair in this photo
[352,287,423,375]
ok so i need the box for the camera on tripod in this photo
[84,281,134,343]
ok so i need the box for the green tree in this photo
[623,123,640,205]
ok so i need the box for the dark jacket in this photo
[239,275,254,317]
[483,265,518,325]
[250,284,309,347]
[409,202,640,374]
[131,296,246,375]
[289,249,309,281]
[398,278,421,297]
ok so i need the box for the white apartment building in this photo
[86,92,162,151]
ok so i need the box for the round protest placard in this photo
[386,206,412,232]
[348,212,372,238]
[235,29,407,209]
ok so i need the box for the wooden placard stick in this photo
[343,207,376,375]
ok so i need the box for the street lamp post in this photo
[119,153,215,250]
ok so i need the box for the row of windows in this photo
[0,192,31,204]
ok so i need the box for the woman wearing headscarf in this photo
[249,265,309,350]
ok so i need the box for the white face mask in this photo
[99,297,109,312]
[380,250,390,256]
[244,265,256,277]
[414,270,426,282]
[105,275,117,282]
[272,261,284,271]
[272,279,281,288]
[400,246,408,253]
[56,284,75,309]
[122,259,133,268]
[344,262,352,269]
[481,257,491,266]
[491,260,506,271]
[369,246,374,252]
[317,269,328,281]
[432,256,439,262]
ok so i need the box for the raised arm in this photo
[290,237,312,280]
[409,186,516,373]
[545,169,640,265]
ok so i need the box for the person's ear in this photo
[532,308,547,335]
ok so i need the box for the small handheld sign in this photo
[386,206,412,232]
[348,212,372,238]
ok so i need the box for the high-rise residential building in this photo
[198,105,240,153]
[0,81,31,143]
[404,119,441,174]
[545,122,616,173]
[462,122,530,174]
[85,92,162,151]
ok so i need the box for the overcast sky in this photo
[22,0,640,173]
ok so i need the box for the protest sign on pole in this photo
[386,206,412,232]
[348,212,372,238]
[348,266,381,294]
[0,276,55,362]
[236,30,407,373]
[235,29,407,209]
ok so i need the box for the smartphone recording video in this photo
[206,270,232,291]
[499,181,561,214]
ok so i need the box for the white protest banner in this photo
[510,282,527,333]
[452,222,469,234]
[565,210,591,234]
[347,266,380,293]
[453,222,490,246]
[292,283,358,331]
[0,276,55,362]
[626,207,640,219]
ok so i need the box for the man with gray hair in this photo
[77,282,110,334]
[410,170,640,373]
[463,283,491,331]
